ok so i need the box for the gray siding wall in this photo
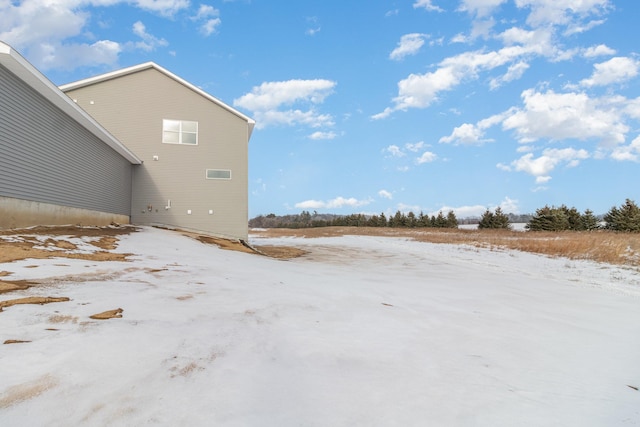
[0,64,133,216]
[64,68,250,240]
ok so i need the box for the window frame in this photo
[162,119,199,146]
[206,169,232,180]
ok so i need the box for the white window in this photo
[206,169,232,180]
[163,119,198,145]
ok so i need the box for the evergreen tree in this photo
[561,205,583,231]
[526,205,569,231]
[478,209,494,229]
[478,207,511,229]
[379,212,388,227]
[417,211,429,227]
[434,211,447,228]
[580,209,600,231]
[446,210,458,228]
[604,199,640,232]
[406,211,417,228]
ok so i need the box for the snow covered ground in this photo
[1,226,639,426]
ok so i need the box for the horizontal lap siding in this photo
[0,64,132,216]
[64,68,249,240]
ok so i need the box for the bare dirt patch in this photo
[0,226,136,263]
[195,235,256,254]
[0,225,136,264]
[48,314,78,324]
[0,280,36,294]
[0,375,58,409]
[3,340,32,345]
[89,308,123,320]
[193,233,307,259]
[0,296,70,312]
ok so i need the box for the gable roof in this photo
[0,41,142,165]
[59,62,256,139]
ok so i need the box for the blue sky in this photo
[2,0,639,218]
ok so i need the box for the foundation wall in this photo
[0,197,130,229]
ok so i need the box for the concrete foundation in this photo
[0,196,130,229]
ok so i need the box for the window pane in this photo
[163,131,179,143]
[182,121,198,133]
[182,132,197,145]
[163,120,180,132]
[206,169,231,179]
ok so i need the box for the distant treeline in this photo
[250,209,531,230]
[250,199,640,233]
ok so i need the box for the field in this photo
[1,225,639,426]
[252,226,640,266]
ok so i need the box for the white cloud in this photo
[416,151,437,164]
[611,136,640,162]
[200,18,222,36]
[500,147,590,183]
[374,40,548,118]
[306,27,321,36]
[451,33,470,44]
[34,40,122,71]
[378,190,393,200]
[580,57,640,87]
[134,0,189,16]
[295,197,372,210]
[413,0,444,12]
[514,0,611,28]
[502,89,629,145]
[308,131,337,140]
[132,21,168,51]
[429,204,486,218]
[489,61,529,89]
[234,80,335,111]
[458,0,508,18]
[440,112,507,145]
[234,79,336,129]
[496,196,520,214]
[582,44,615,58]
[390,33,428,61]
[0,0,191,70]
[405,141,425,152]
[191,5,222,36]
[385,145,405,157]
[305,16,321,36]
[564,19,605,36]
[440,123,486,145]
[497,26,553,50]
[252,109,334,130]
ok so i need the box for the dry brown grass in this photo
[251,227,640,266]
[0,225,135,264]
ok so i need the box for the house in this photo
[61,63,255,241]
[0,41,142,229]
[0,41,255,241]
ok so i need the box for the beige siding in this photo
[65,68,249,240]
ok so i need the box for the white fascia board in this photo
[0,41,142,165]
[60,62,256,140]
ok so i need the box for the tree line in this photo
[249,199,640,233]
[249,210,460,229]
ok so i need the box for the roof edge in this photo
[0,41,142,165]
[60,62,256,140]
